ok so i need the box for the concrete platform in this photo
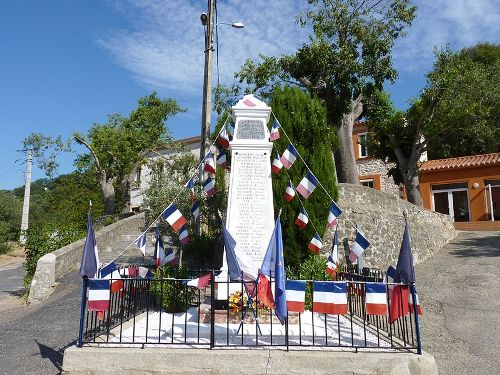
[63,346,437,374]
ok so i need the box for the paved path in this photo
[416,231,500,375]
[0,256,25,299]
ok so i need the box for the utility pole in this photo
[19,149,32,245]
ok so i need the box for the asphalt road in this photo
[416,231,500,375]
[0,257,25,299]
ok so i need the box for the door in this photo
[432,183,470,222]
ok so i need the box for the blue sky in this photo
[0,0,498,190]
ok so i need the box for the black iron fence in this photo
[78,269,421,354]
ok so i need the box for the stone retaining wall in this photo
[28,213,145,304]
[331,184,456,269]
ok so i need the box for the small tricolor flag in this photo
[162,203,187,232]
[365,282,388,315]
[326,227,339,276]
[217,128,230,149]
[185,177,195,202]
[164,247,178,266]
[272,153,283,174]
[408,287,423,315]
[203,152,216,174]
[184,273,212,289]
[327,201,342,228]
[133,232,147,256]
[100,261,123,293]
[312,281,348,315]
[296,171,318,199]
[280,144,298,169]
[191,201,200,220]
[179,226,189,245]
[285,280,306,312]
[203,176,216,197]
[284,181,295,202]
[349,228,370,263]
[269,119,280,141]
[216,150,228,169]
[308,232,323,254]
[294,208,309,229]
[87,279,110,312]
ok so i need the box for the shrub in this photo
[0,242,12,255]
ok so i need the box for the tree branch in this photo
[73,135,104,178]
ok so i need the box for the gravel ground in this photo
[416,231,500,375]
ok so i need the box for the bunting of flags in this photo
[203,176,216,197]
[162,203,187,232]
[284,181,295,202]
[365,283,388,315]
[87,279,110,312]
[269,119,280,141]
[217,128,230,149]
[285,280,306,312]
[280,144,298,169]
[326,227,339,276]
[216,150,228,169]
[327,201,342,228]
[203,151,216,174]
[191,201,200,220]
[294,208,309,229]
[179,226,189,245]
[184,273,212,289]
[185,177,195,202]
[308,232,323,254]
[100,262,123,293]
[272,153,283,174]
[133,232,147,257]
[349,229,370,263]
[312,281,348,315]
[164,247,179,266]
[296,171,318,199]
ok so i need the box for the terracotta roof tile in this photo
[420,153,500,172]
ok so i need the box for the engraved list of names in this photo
[232,151,270,263]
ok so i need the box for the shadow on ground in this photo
[450,232,500,258]
[35,339,78,375]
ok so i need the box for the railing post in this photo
[411,283,422,355]
[78,276,88,347]
[210,270,215,349]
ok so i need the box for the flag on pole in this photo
[269,119,280,141]
[294,208,309,229]
[80,211,100,278]
[326,227,339,276]
[280,144,298,169]
[221,218,242,281]
[203,151,216,174]
[184,273,212,289]
[296,171,318,199]
[408,285,423,315]
[203,176,216,197]
[154,227,166,268]
[191,201,200,220]
[285,280,306,312]
[217,128,230,149]
[185,177,195,202]
[87,279,110,311]
[216,150,228,169]
[308,232,323,254]
[349,228,370,263]
[386,265,409,323]
[179,225,189,245]
[257,273,274,308]
[327,201,342,228]
[100,262,123,293]
[133,232,147,256]
[396,223,416,284]
[284,181,295,202]
[365,282,388,315]
[312,281,348,314]
[162,203,187,232]
[272,153,283,174]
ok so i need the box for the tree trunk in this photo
[120,172,136,214]
[100,177,116,215]
[401,165,423,206]
[333,112,359,184]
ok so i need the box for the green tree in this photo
[74,92,184,215]
[0,190,22,245]
[269,86,338,270]
[224,0,415,184]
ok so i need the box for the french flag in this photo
[365,282,388,315]
[326,228,339,276]
[164,247,178,266]
[133,232,147,256]
[87,279,110,312]
[280,144,298,169]
[100,262,123,293]
[296,171,318,199]
[327,201,342,228]
[185,177,195,202]
[308,232,323,254]
[191,201,200,220]
[216,150,228,169]
[179,225,189,245]
[272,153,283,174]
[217,128,230,149]
[408,286,423,315]
[284,181,295,202]
[294,208,309,229]
[349,228,370,263]
[269,119,280,141]
[184,273,212,289]
[162,203,187,232]
[203,176,216,197]
[285,280,306,313]
[203,152,216,174]
[312,281,348,315]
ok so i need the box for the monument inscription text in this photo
[235,120,265,140]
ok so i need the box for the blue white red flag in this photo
[203,176,216,197]
[162,203,187,232]
[294,207,309,229]
[312,281,348,314]
[87,279,110,312]
[280,144,298,169]
[285,280,306,313]
[138,266,154,279]
[326,227,339,276]
[191,201,200,220]
[284,180,295,202]
[396,223,416,284]
[185,177,195,202]
[308,232,323,254]
[216,150,228,169]
[327,201,342,228]
[80,211,100,278]
[100,262,123,293]
[365,282,388,315]
[217,128,230,149]
[349,228,370,263]
[133,232,147,256]
[296,171,318,199]
[221,218,241,281]
[408,285,423,315]
[164,247,178,266]
[184,273,212,289]
[203,151,216,174]
[272,153,283,174]
[269,119,280,141]
[274,217,287,324]
[179,225,189,245]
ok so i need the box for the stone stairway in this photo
[99,232,153,267]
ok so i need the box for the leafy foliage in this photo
[150,265,197,313]
[21,133,71,178]
[0,190,22,243]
